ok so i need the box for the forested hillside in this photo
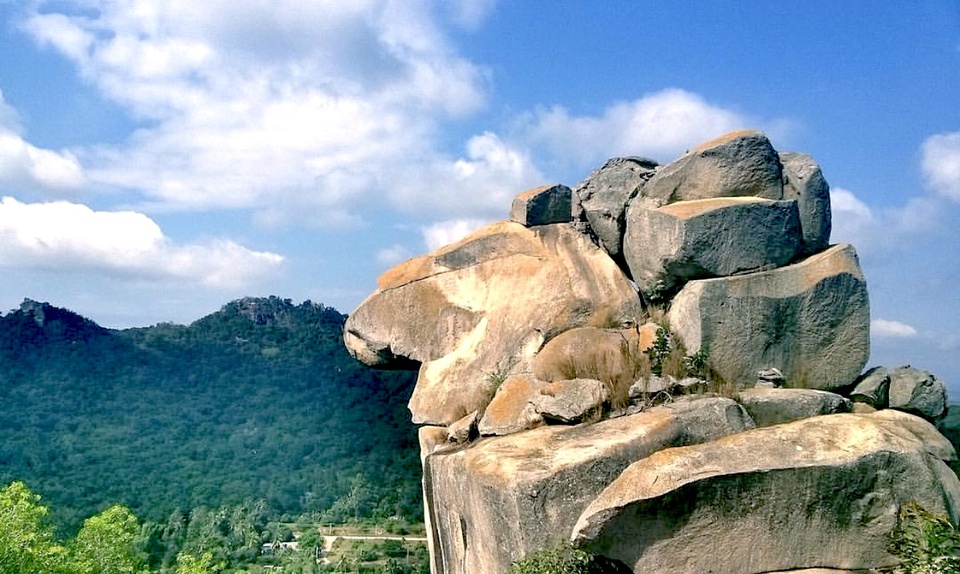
[0,297,421,534]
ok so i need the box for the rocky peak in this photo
[344,130,956,574]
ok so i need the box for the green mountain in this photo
[0,297,422,534]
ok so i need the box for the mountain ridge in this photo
[0,296,422,534]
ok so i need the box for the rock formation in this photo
[344,130,958,573]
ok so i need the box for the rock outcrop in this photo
[422,398,753,574]
[344,220,643,425]
[572,413,960,574]
[345,130,956,574]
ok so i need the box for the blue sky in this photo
[0,1,958,392]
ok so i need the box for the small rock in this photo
[531,379,609,423]
[447,410,478,443]
[758,367,785,387]
[629,374,675,398]
[478,375,546,436]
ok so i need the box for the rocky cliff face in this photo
[344,131,958,574]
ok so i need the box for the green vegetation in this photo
[0,481,144,574]
[507,544,627,574]
[0,297,421,535]
[0,480,430,573]
[887,501,960,573]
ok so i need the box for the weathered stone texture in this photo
[624,196,802,299]
[737,387,851,427]
[344,221,642,425]
[888,365,948,421]
[509,184,573,226]
[641,130,784,205]
[573,156,658,261]
[781,151,832,254]
[425,399,752,574]
[573,414,960,574]
[667,244,870,390]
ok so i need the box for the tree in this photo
[0,481,69,574]
[172,552,219,574]
[70,504,145,574]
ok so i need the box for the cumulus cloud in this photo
[0,197,283,288]
[0,91,86,193]
[19,0,498,223]
[422,218,488,251]
[871,318,919,339]
[517,89,764,173]
[922,131,960,201]
[829,187,875,246]
[391,132,544,219]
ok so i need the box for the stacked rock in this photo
[344,131,957,574]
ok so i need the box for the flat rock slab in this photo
[736,386,851,427]
[624,196,802,299]
[424,398,752,574]
[344,220,643,425]
[573,413,960,574]
[667,243,870,390]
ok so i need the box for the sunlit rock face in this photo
[345,130,955,574]
[344,220,643,426]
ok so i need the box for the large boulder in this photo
[572,413,960,574]
[423,398,753,574]
[781,151,832,254]
[641,130,784,206]
[623,197,803,300]
[667,243,870,390]
[343,220,643,425]
[888,365,948,421]
[573,156,658,262]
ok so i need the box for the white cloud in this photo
[871,318,918,339]
[829,187,875,246]
[444,0,498,30]
[391,132,545,219]
[19,0,495,223]
[0,91,86,193]
[422,218,487,251]
[921,131,960,201]
[0,197,283,288]
[518,88,760,172]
